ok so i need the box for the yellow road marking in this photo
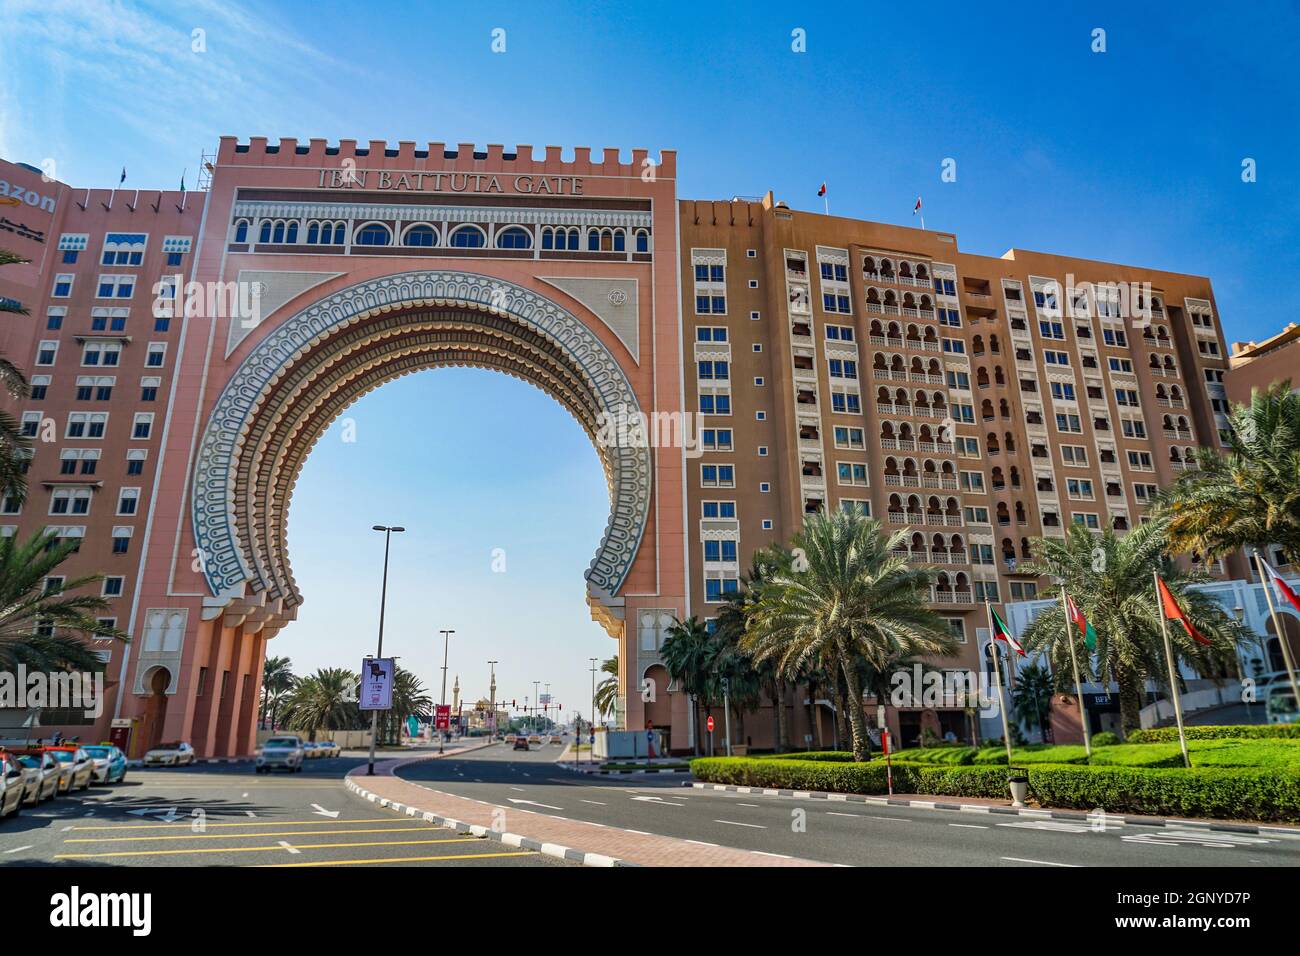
[68,818,415,831]
[55,837,481,860]
[256,850,538,867]
[66,825,445,843]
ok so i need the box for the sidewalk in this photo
[554,745,690,775]
[345,752,831,867]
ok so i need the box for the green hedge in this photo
[690,756,1300,822]
[1128,724,1300,743]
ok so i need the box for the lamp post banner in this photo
[359,657,396,711]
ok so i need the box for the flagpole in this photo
[1061,586,1092,757]
[985,600,1015,766]
[1251,548,1300,716]
[1153,572,1191,768]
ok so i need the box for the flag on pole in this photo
[913,196,922,214]
[817,182,827,197]
[1260,557,1300,615]
[179,170,186,194]
[1156,575,1212,646]
[119,167,127,185]
[1065,592,1098,651]
[990,607,1025,656]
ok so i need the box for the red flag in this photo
[817,182,827,197]
[1261,557,1300,615]
[913,196,922,214]
[1156,575,1212,646]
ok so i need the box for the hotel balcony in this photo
[1162,428,1194,440]
[930,588,974,604]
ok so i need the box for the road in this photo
[396,743,1300,868]
[0,751,567,868]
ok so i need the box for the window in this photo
[101,233,146,266]
[102,576,125,597]
[1044,350,1070,366]
[145,343,166,367]
[1102,328,1128,347]
[833,426,865,449]
[946,370,970,390]
[827,359,858,379]
[704,578,740,603]
[96,275,135,299]
[1108,357,1134,374]
[757,445,768,456]
[1072,512,1101,529]
[974,580,1000,602]
[46,308,65,330]
[1066,478,1095,500]
[754,376,765,387]
[942,338,966,354]
[1055,413,1082,433]
[126,450,147,476]
[695,295,726,315]
[354,223,393,246]
[938,308,962,328]
[1061,445,1088,466]
[132,413,154,439]
[496,226,532,249]
[1038,320,1065,340]
[1121,419,1147,439]
[117,488,140,515]
[29,376,49,400]
[1114,388,1140,407]
[1197,339,1221,357]
[52,274,75,298]
[1133,483,1160,502]
[836,462,869,486]
[400,224,438,247]
[66,412,107,439]
[825,325,854,341]
[81,342,121,367]
[163,235,191,263]
[822,292,851,314]
[698,393,731,415]
[701,464,735,488]
[761,519,773,530]
[697,359,729,380]
[1009,581,1038,600]
[696,327,728,342]
[700,429,733,451]
[140,377,160,402]
[701,500,737,519]
[956,436,980,457]
[1127,451,1154,471]
[964,505,990,524]
[37,341,58,366]
[90,308,128,332]
[1050,381,1076,401]
[49,488,91,516]
[960,471,985,492]
[969,544,994,566]
[830,391,861,414]
[111,526,133,554]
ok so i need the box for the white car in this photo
[257,735,305,773]
[314,740,341,758]
[143,741,196,767]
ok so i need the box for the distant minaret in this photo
[452,675,460,713]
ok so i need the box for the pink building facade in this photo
[1,142,691,756]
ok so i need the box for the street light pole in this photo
[438,629,454,754]
[367,525,404,776]
[533,680,540,733]
[589,658,598,766]
[488,660,498,740]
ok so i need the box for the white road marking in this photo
[737,803,761,808]
[509,787,526,792]
[278,840,301,855]
[624,829,652,835]
[630,796,685,807]
[752,850,791,859]
[580,799,606,806]
[869,815,910,823]
[999,820,1092,834]
[245,811,257,818]
[1001,856,1078,867]
[949,823,989,829]
[1122,829,1274,849]
[507,798,563,811]
[686,839,719,847]
[715,819,766,829]
[310,804,340,818]
[4,845,32,854]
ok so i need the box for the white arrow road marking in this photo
[4,845,33,854]
[126,807,180,821]
[999,820,1092,834]
[630,796,685,807]
[278,840,300,855]
[245,811,257,818]
[310,804,340,818]
[715,819,766,829]
[507,798,563,810]
[1001,856,1078,867]
[1122,829,1275,849]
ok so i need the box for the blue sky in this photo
[2,1,1296,711]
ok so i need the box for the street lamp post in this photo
[367,525,404,776]
[438,629,455,754]
[488,660,498,740]
[589,658,598,766]
[533,680,541,733]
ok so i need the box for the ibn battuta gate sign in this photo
[112,139,689,756]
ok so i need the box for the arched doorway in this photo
[139,667,172,754]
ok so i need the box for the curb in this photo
[344,773,636,867]
[555,761,691,777]
[690,782,1300,839]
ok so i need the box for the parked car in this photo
[43,746,93,792]
[504,734,517,744]
[314,740,340,758]
[527,734,541,745]
[301,742,320,759]
[10,751,60,804]
[257,735,305,773]
[0,753,26,819]
[144,741,196,767]
[513,736,530,751]
[81,745,128,784]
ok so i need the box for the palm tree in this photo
[259,656,295,729]
[383,666,432,744]
[0,248,31,504]
[281,668,362,741]
[660,617,718,754]
[1017,520,1241,733]
[593,656,619,720]
[0,530,130,671]
[1160,382,1300,563]
[1011,662,1054,741]
[744,509,958,761]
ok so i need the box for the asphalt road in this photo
[397,743,1300,868]
[0,752,567,868]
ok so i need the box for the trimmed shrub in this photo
[1128,724,1300,743]
[752,751,855,762]
[1091,731,1122,748]
[689,755,1300,822]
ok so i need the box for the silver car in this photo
[0,754,26,819]
[12,752,60,804]
[256,735,304,773]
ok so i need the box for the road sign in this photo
[588,734,595,744]
[358,657,395,711]
[706,715,715,732]
[434,704,451,730]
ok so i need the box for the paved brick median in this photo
[348,755,829,867]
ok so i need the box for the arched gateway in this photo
[77,138,691,758]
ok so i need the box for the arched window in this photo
[258,221,272,244]
[635,229,650,253]
[448,226,486,248]
[271,222,285,244]
[234,220,249,243]
[332,222,346,245]
[306,223,319,245]
[354,223,392,246]
[541,228,555,250]
[285,222,298,244]
[612,229,626,252]
[564,228,580,250]
[496,226,532,249]
[587,229,601,252]
[403,225,438,247]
